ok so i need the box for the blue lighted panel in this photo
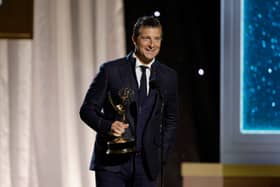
[241,0,280,133]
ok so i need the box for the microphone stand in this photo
[150,79,165,187]
[159,98,165,187]
[150,80,164,187]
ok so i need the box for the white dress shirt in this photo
[134,55,154,95]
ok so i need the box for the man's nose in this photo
[149,40,154,48]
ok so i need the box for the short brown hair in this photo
[132,16,162,38]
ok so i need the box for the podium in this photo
[181,163,280,187]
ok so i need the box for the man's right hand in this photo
[110,121,129,137]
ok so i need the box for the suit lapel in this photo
[117,57,138,102]
[117,57,138,135]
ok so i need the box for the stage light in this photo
[154,11,160,17]
[198,68,205,76]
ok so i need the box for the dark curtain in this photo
[124,1,220,186]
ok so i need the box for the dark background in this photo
[124,0,220,186]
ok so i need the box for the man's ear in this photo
[131,35,136,45]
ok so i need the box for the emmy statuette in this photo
[106,88,136,155]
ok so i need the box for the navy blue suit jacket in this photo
[80,52,179,180]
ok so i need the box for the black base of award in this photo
[106,137,136,155]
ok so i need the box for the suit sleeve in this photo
[162,71,179,163]
[79,64,112,134]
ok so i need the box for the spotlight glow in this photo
[154,11,160,17]
[198,68,205,76]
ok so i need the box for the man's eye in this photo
[154,38,161,41]
[141,36,161,42]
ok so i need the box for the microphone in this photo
[149,79,159,89]
[149,79,163,99]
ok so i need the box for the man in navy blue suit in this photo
[80,16,179,187]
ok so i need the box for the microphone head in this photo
[149,79,165,100]
[149,79,160,90]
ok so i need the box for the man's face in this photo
[132,26,162,64]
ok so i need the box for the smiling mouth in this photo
[145,52,155,56]
[145,48,156,53]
